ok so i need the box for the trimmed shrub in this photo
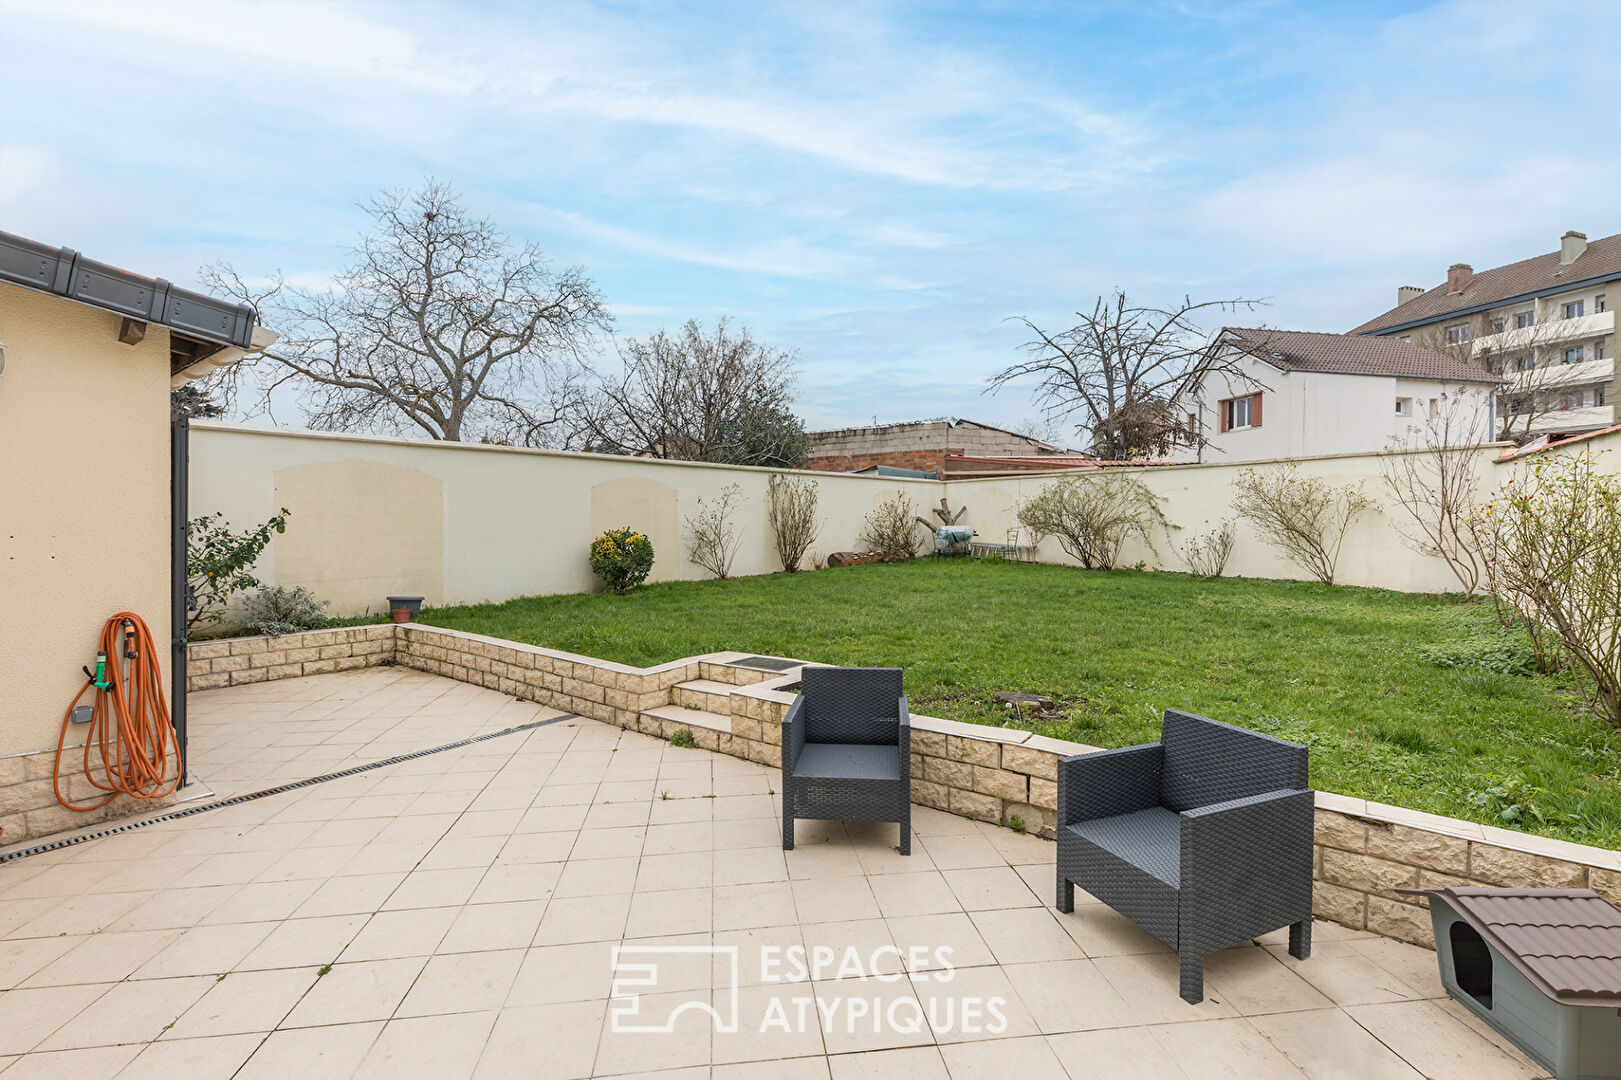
[243,584,330,637]
[591,527,655,594]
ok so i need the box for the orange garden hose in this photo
[52,612,182,815]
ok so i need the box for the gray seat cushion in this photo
[1067,806,1182,888]
[793,743,900,781]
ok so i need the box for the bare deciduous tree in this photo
[1016,472,1163,570]
[987,291,1265,460]
[202,180,608,444]
[581,318,808,467]
[1232,462,1374,586]
[1378,388,1490,594]
[684,484,745,579]
[766,474,821,572]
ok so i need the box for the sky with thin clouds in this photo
[2,0,1617,436]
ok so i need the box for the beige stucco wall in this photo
[188,422,944,614]
[187,420,1558,610]
[0,283,173,757]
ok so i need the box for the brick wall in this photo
[804,450,947,475]
[168,623,1621,951]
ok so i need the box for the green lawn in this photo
[400,559,1618,847]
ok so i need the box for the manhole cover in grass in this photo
[734,656,801,672]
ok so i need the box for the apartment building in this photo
[803,417,1074,475]
[1351,230,1619,439]
[1176,328,1498,464]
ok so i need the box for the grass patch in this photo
[381,559,1617,847]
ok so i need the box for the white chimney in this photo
[1397,285,1424,307]
[1560,230,1587,265]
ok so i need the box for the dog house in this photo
[1401,887,1621,1080]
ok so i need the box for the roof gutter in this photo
[1356,270,1620,338]
[0,229,258,352]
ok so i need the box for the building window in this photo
[1429,398,1439,416]
[1564,300,1585,319]
[1599,341,1608,360]
[1445,324,1470,345]
[1565,346,1585,364]
[1596,294,1606,313]
[1220,394,1260,432]
[1516,311,1535,329]
[1598,387,1607,407]
[1490,318,1505,334]
[1395,398,1411,417]
[1515,356,1528,371]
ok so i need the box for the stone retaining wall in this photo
[179,622,1621,949]
[0,752,176,844]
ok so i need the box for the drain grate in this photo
[0,713,579,864]
[733,656,802,672]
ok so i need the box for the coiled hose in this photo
[53,612,182,813]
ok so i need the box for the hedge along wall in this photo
[183,623,1621,950]
[188,421,1548,614]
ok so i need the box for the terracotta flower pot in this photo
[386,595,424,623]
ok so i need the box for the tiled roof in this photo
[1351,232,1621,335]
[1402,887,1621,1006]
[1221,327,1500,384]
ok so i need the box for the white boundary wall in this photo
[190,421,1613,614]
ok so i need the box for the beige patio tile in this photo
[39,975,213,1050]
[1346,937,1447,997]
[1202,945,1335,1015]
[714,882,797,931]
[532,894,632,945]
[592,988,713,1074]
[627,887,715,938]
[941,866,1040,912]
[1147,1017,1309,1080]
[163,966,320,1038]
[111,1033,263,1080]
[716,924,808,987]
[912,963,1038,1043]
[884,913,996,971]
[810,977,931,1055]
[0,936,82,990]
[798,919,904,979]
[649,795,712,825]
[283,957,427,1026]
[470,861,564,904]
[1000,958,1138,1033]
[1344,1000,1541,1080]
[129,921,277,979]
[396,948,526,1017]
[793,877,880,924]
[827,1045,950,1080]
[497,830,577,864]
[1047,1027,1193,1079]
[1262,940,1427,1006]
[382,868,486,910]
[0,983,111,1054]
[341,906,459,961]
[637,852,714,891]
[0,1044,140,1080]
[1090,953,1239,1024]
[555,856,641,899]
[916,833,1003,870]
[1250,1007,1426,1080]
[1055,902,1174,958]
[867,872,960,919]
[937,1035,1069,1080]
[713,847,789,887]
[439,900,548,953]
[473,1001,608,1080]
[785,843,866,880]
[291,872,407,918]
[968,907,1084,966]
[711,983,827,1064]
[234,1021,384,1080]
[506,941,618,1006]
[713,817,782,850]
[715,1055,831,1080]
[353,1011,498,1080]
[21,928,180,986]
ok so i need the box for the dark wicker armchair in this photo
[1056,709,1314,1003]
[781,666,910,855]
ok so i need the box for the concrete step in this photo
[642,703,731,734]
[672,679,734,713]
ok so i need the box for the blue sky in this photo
[2,0,1617,436]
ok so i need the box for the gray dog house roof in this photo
[1401,887,1621,1006]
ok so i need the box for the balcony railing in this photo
[1472,309,1614,358]
[1517,404,1617,435]
[1504,356,1616,393]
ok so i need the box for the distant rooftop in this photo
[1220,327,1501,384]
[1351,231,1621,336]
